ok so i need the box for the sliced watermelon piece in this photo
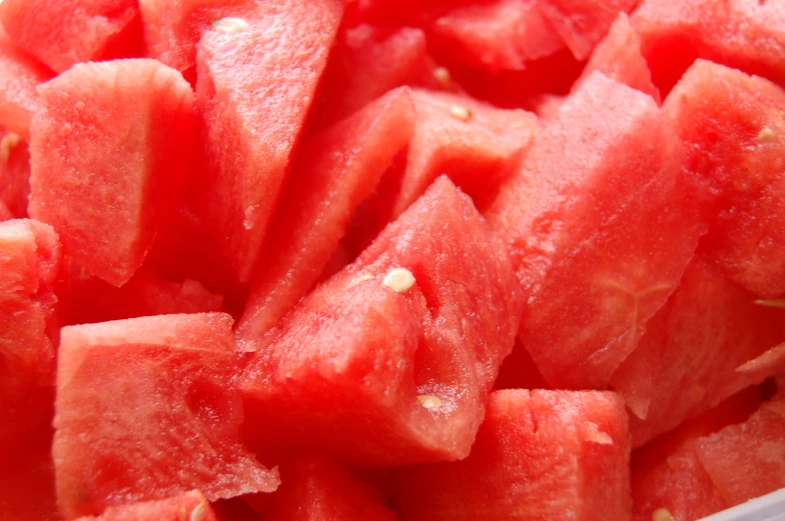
[537,0,639,60]
[28,59,197,287]
[240,177,522,466]
[196,0,342,282]
[53,313,279,519]
[663,59,785,298]
[393,390,631,521]
[236,88,416,346]
[309,24,437,132]
[620,256,785,447]
[633,0,785,96]
[573,13,660,103]
[57,261,223,326]
[0,34,52,138]
[427,0,564,73]
[0,0,143,73]
[261,456,397,521]
[486,72,709,390]
[73,491,218,521]
[0,127,31,218]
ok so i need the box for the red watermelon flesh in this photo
[29,59,197,287]
[73,491,218,521]
[393,389,631,521]
[0,127,31,218]
[240,177,522,466]
[0,200,11,221]
[537,0,640,60]
[308,25,439,132]
[57,260,223,326]
[621,256,785,447]
[236,88,416,347]
[0,0,142,74]
[53,313,279,519]
[573,13,661,103]
[0,35,52,139]
[262,456,397,521]
[486,72,709,390]
[663,59,785,298]
[196,0,342,282]
[427,0,564,73]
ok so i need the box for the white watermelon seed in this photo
[433,67,452,89]
[755,298,785,308]
[212,17,250,34]
[417,394,443,410]
[449,105,472,121]
[758,127,776,142]
[350,275,374,287]
[190,501,206,521]
[0,132,21,163]
[651,508,674,521]
[382,268,415,292]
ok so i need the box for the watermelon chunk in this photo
[240,177,522,466]
[236,88,416,346]
[663,59,785,298]
[53,313,279,519]
[196,0,342,282]
[0,0,143,73]
[0,127,31,218]
[393,390,632,521]
[486,72,709,389]
[574,13,661,103]
[0,34,52,138]
[28,59,197,287]
[73,491,218,521]
[537,0,639,60]
[261,456,397,521]
[617,256,785,447]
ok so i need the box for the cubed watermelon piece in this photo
[0,34,52,138]
[261,456,397,521]
[0,127,31,218]
[53,313,279,519]
[0,0,143,73]
[617,256,785,446]
[486,72,709,390]
[236,88,416,346]
[196,0,342,282]
[633,0,785,96]
[393,390,631,521]
[73,491,218,521]
[28,59,197,287]
[240,177,522,466]
[574,13,660,103]
[0,219,60,447]
[537,0,639,60]
[663,59,785,298]
[427,0,564,73]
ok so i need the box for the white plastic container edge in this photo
[698,488,785,521]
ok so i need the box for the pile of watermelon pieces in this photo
[2,0,785,520]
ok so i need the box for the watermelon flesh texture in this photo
[537,0,639,60]
[393,389,632,521]
[73,491,218,521]
[0,219,60,447]
[633,0,785,97]
[28,59,197,287]
[617,256,785,447]
[664,59,785,298]
[261,456,397,521]
[0,34,53,139]
[236,88,416,347]
[0,0,142,73]
[427,0,564,73]
[0,127,31,218]
[240,177,523,467]
[573,12,661,103]
[196,0,342,282]
[53,313,279,519]
[486,72,709,390]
